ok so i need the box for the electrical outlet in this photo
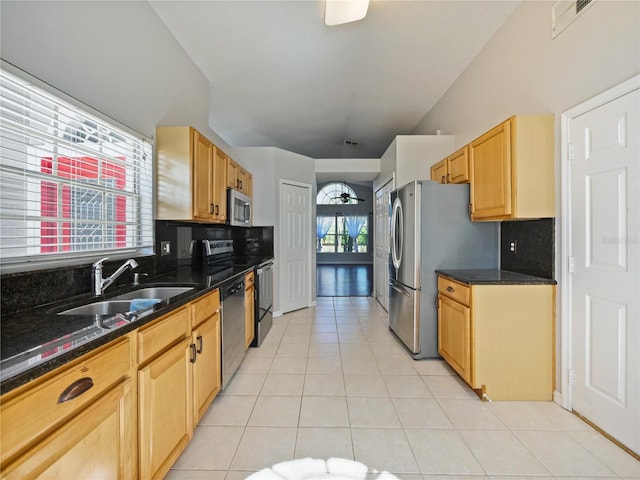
[509,240,517,253]
[161,241,171,256]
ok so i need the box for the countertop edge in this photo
[436,269,557,285]
[0,264,257,395]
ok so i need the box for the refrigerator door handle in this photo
[391,197,403,271]
[389,282,410,297]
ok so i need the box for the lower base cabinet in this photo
[2,380,134,480]
[0,288,223,480]
[138,338,192,480]
[438,274,554,401]
[192,313,221,424]
[438,295,471,384]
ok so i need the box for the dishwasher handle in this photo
[223,281,245,298]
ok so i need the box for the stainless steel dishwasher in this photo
[220,276,246,389]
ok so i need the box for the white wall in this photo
[374,135,455,189]
[233,147,316,314]
[412,0,640,395]
[315,158,381,182]
[232,147,278,226]
[413,1,639,145]
[0,1,230,152]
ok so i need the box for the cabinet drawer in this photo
[192,289,220,328]
[0,337,131,465]
[438,276,470,306]
[138,306,190,364]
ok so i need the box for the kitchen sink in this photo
[110,286,194,301]
[59,300,136,316]
[57,286,194,316]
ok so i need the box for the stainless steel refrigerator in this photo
[389,180,498,359]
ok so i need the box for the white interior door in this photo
[374,179,393,311]
[568,85,639,455]
[280,181,311,313]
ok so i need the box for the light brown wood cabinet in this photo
[0,337,135,479]
[244,271,255,349]
[437,274,555,401]
[469,115,554,221]
[191,290,221,424]
[430,159,447,184]
[438,287,471,384]
[226,156,252,197]
[156,126,227,223]
[137,307,192,480]
[0,289,223,480]
[430,146,469,185]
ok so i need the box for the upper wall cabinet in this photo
[225,156,252,197]
[156,127,227,223]
[430,146,469,184]
[469,115,554,221]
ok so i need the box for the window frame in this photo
[0,62,154,273]
[317,214,368,254]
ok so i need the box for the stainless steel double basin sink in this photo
[58,286,195,316]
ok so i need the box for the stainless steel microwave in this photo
[227,189,252,227]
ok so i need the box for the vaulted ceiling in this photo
[150,1,520,159]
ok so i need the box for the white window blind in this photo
[0,67,153,268]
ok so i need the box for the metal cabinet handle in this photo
[215,204,219,215]
[446,286,454,292]
[58,377,94,404]
[441,175,446,184]
[447,173,451,183]
[209,203,215,214]
[196,335,203,354]
[239,180,243,190]
[189,343,197,363]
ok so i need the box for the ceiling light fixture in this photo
[325,0,369,26]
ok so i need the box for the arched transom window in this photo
[316,183,359,205]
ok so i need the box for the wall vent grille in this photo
[552,0,596,39]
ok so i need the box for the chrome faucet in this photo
[92,257,139,296]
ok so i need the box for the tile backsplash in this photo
[1,222,274,316]
[500,218,555,279]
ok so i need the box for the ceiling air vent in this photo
[344,139,359,147]
[552,0,596,38]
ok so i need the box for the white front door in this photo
[374,179,393,311]
[567,83,639,455]
[280,181,311,313]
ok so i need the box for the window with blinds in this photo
[0,67,153,269]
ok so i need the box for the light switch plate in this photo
[161,241,171,256]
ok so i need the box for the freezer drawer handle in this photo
[389,283,410,297]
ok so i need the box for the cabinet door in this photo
[237,168,249,194]
[3,381,134,480]
[212,148,227,222]
[430,159,447,184]
[438,295,472,384]
[138,339,192,480]
[245,288,255,349]
[447,146,469,184]
[469,120,512,220]
[245,172,253,199]
[226,157,239,189]
[192,313,221,424]
[192,130,214,221]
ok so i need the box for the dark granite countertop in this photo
[436,269,557,285]
[0,261,269,394]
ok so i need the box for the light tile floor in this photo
[166,297,640,480]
